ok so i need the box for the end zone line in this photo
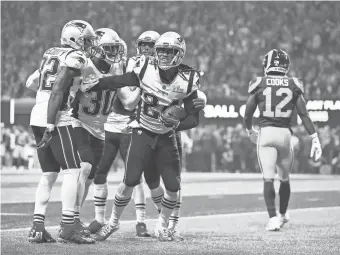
[1,206,339,233]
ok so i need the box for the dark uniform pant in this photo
[125,128,181,192]
[31,125,81,172]
[72,127,104,179]
[93,131,131,185]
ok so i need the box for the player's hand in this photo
[310,133,322,161]
[160,114,180,129]
[36,128,53,149]
[124,119,141,132]
[246,127,258,144]
[192,98,206,111]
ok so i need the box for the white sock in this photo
[109,182,133,226]
[33,172,58,224]
[159,189,178,228]
[169,190,182,229]
[151,185,164,213]
[76,162,92,214]
[61,169,81,224]
[133,183,146,223]
[94,182,108,224]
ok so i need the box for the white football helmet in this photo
[135,31,160,56]
[155,32,186,70]
[60,20,98,57]
[95,28,123,63]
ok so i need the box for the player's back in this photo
[30,46,82,127]
[248,75,304,129]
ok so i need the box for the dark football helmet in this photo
[262,49,290,75]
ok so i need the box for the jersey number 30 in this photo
[262,87,293,118]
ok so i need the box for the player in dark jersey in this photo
[243,49,322,231]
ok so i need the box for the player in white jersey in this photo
[244,49,322,231]
[27,20,99,244]
[69,28,126,235]
[93,31,204,242]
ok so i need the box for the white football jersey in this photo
[104,57,140,134]
[72,60,123,140]
[30,47,87,127]
[132,55,200,134]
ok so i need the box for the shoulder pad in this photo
[64,50,87,70]
[292,77,304,94]
[133,55,149,76]
[179,64,200,75]
[248,77,262,94]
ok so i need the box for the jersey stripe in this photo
[292,77,304,93]
[186,71,195,95]
[248,77,262,93]
[139,56,149,80]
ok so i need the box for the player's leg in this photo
[257,127,280,231]
[71,127,94,234]
[155,131,181,241]
[51,125,94,244]
[276,129,294,227]
[88,131,120,233]
[28,126,58,243]
[168,131,183,240]
[95,128,154,241]
[119,133,151,237]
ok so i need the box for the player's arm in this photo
[176,90,200,131]
[26,69,40,91]
[47,66,80,125]
[117,87,141,111]
[243,93,257,130]
[295,95,316,135]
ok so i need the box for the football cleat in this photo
[279,213,290,228]
[57,223,95,244]
[28,223,56,243]
[265,216,281,231]
[136,222,151,237]
[154,225,173,242]
[168,226,184,241]
[87,219,104,234]
[74,218,91,237]
[94,223,119,241]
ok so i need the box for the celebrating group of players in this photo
[26,19,206,244]
[25,19,323,245]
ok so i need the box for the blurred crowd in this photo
[182,124,340,175]
[2,2,340,99]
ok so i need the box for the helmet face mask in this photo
[155,32,186,70]
[138,41,156,56]
[135,31,160,56]
[95,28,123,63]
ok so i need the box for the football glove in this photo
[246,127,259,144]
[310,133,322,161]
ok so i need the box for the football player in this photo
[92,31,203,242]
[27,20,99,244]
[85,34,150,237]
[70,28,138,235]
[243,49,322,231]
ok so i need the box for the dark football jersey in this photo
[248,75,304,128]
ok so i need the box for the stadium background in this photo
[1,1,340,175]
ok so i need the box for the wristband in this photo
[309,133,318,139]
[46,124,55,132]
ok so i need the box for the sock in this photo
[168,190,182,229]
[94,182,108,224]
[61,169,80,224]
[133,183,146,224]
[74,178,93,220]
[33,172,58,224]
[263,179,277,218]
[151,185,164,213]
[159,189,178,228]
[109,182,133,226]
[74,206,80,221]
[81,178,93,206]
[279,180,291,215]
[76,162,92,214]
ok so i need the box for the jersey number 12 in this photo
[262,87,293,118]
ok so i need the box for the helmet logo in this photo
[177,37,183,43]
[274,60,279,66]
[96,31,105,40]
[68,22,87,33]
